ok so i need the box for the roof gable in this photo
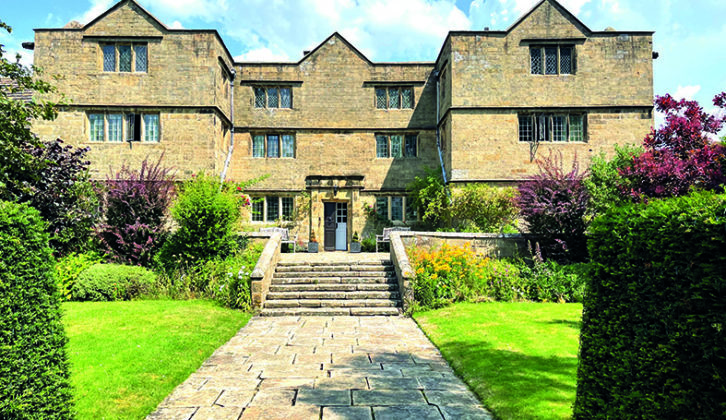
[298,32,372,66]
[506,0,591,37]
[83,0,166,36]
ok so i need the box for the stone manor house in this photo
[30,0,654,251]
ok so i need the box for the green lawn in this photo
[414,302,582,420]
[63,300,251,420]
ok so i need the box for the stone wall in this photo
[400,232,529,259]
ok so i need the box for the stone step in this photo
[259,307,401,317]
[275,265,394,273]
[274,271,395,278]
[266,291,400,300]
[269,283,398,293]
[276,261,392,267]
[271,277,397,285]
[264,299,401,309]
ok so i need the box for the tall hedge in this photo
[0,201,73,418]
[574,191,726,419]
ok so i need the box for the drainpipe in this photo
[434,70,448,185]
[220,68,236,182]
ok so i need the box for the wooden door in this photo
[324,202,336,251]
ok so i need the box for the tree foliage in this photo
[583,144,642,216]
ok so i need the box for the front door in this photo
[335,202,348,251]
[324,202,337,251]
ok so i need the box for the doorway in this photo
[323,202,348,251]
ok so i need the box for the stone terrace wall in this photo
[400,232,529,259]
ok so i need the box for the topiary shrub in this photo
[71,263,157,301]
[574,191,726,419]
[0,201,73,418]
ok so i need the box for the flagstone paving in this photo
[147,315,493,419]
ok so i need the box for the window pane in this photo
[267,135,279,158]
[103,45,116,72]
[552,115,567,142]
[281,197,294,221]
[267,197,279,221]
[279,88,292,108]
[569,115,584,142]
[126,114,136,141]
[267,88,278,108]
[89,113,105,141]
[119,45,132,72]
[401,88,413,108]
[519,115,534,142]
[252,135,265,157]
[376,88,387,109]
[391,197,403,221]
[537,114,550,141]
[281,134,295,158]
[107,114,123,142]
[143,114,159,142]
[405,134,417,157]
[405,197,417,221]
[545,47,558,75]
[252,198,264,221]
[134,45,147,72]
[530,47,542,75]
[560,46,572,74]
[254,88,265,108]
[390,135,403,158]
[376,135,389,158]
[388,88,400,109]
[376,197,388,218]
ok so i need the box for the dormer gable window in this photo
[530,45,574,75]
[102,43,148,73]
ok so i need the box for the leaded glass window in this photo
[254,88,265,108]
[143,114,159,142]
[281,134,295,158]
[376,88,387,109]
[560,47,572,74]
[519,115,533,142]
[401,88,413,108]
[267,134,279,158]
[252,198,264,221]
[135,45,147,72]
[252,135,265,157]
[281,197,294,221]
[89,114,105,142]
[545,47,557,75]
[405,135,417,157]
[280,88,292,108]
[391,197,403,221]
[530,47,542,75]
[405,197,417,221]
[376,197,388,217]
[569,115,584,141]
[267,88,279,108]
[103,45,116,72]
[119,45,132,72]
[390,135,403,158]
[537,114,549,141]
[107,114,123,142]
[376,135,389,158]
[552,115,567,142]
[388,87,400,109]
[267,197,280,221]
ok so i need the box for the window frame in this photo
[375,133,418,158]
[374,196,416,223]
[530,45,575,76]
[87,111,160,143]
[518,112,587,143]
[250,196,295,222]
[101,42,149,73]
[251,133,296,159]
[375,86,414,110]
[253,86,293,109]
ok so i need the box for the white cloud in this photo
[0,30,33,68]
[470,0,592,31]
[169,20,184,29]
[140,0,228,21]
[235,47,290,62]
[74,0,114,24]
[673,85,701,101]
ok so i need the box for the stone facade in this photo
[31,0,653,250]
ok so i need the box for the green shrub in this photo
[451,183,519,232]
[517,247,587,303]
[574,191,726,419]
[361,235,376,253]
[71,263,157,301]
[55,251,104,300]
[0,201,73,418]
[478,258,527,301]
[583,144,642,216]
[159,173,248,271]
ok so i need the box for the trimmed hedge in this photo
[0,201,73,418]
[574,191,726,419]
[71,263,157,301]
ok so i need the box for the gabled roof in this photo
[82,0,167,32]
[505,0,591,35]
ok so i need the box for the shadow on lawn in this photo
[544,319,582,330]
[437,340,578,419]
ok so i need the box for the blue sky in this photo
[2,0,725,123]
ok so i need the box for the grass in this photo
[414,302,582,420]
[63,300,251,420]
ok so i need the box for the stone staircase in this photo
[260,260,402,316]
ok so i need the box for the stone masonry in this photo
[147,316,493,420]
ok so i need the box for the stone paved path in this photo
[148,316,493,419]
